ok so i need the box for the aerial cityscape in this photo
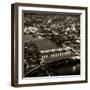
[23,12,80,77]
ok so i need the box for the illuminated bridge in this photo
[39,47,79,64]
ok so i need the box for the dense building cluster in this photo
[24,13,80,49]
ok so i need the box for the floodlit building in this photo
[27,38,78,64]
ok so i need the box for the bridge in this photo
[39,46,79,63]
